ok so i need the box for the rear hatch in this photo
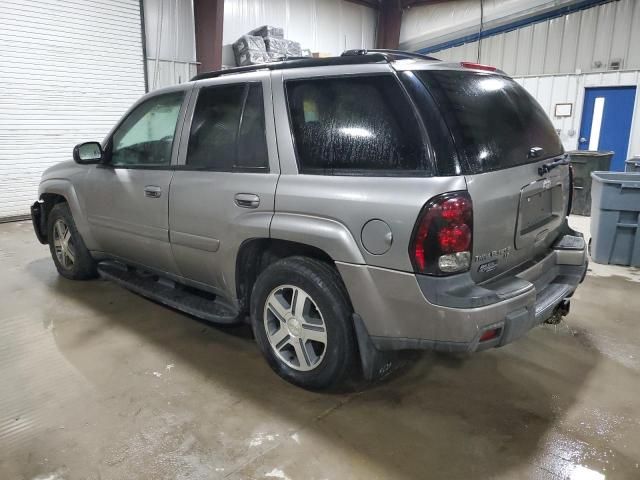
[413,68,569,283]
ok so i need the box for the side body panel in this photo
[270,65,467,271]
[169,71,279,302]
[83,167,179,273]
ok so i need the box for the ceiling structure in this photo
[345,0,459,49]
[347,0,458,9]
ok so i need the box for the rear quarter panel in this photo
[270,66,466,270]
[271,175,466,270]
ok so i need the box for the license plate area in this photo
[520,188,553,234]
[516,181,563,250]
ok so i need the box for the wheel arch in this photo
[38,179,98,250]
[33,192,67,243]
[235,238,337,314]
[235,239,384,384]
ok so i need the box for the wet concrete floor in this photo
[1,219,639,479]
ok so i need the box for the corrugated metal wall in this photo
[0,0,147,220]
[514,70,640,158]
[403,0,640,77]
[223,0,377,66]
[401,0,555,51]
[143,0,197,90]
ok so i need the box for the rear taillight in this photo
[409,192,473,276]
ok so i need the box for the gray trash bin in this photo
[568,151,613,216]
[590,171,640,267]
[625,156,640,172]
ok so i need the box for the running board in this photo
[97,261,240,324]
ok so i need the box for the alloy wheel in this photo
[52,218,75,270]
[263,285,328,372]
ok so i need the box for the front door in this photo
[169,72,279,299]
[578,86,636,171]
[84,89,188,273]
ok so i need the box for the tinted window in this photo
[416,71,563,174]
[187,83,268,171]
[111,91,184,167]
[237,84,269,169]
[286,75,430,175]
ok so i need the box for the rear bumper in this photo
[31,201,48,244]
[337,229,587,354]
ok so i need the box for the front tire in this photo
[250,256,357,390]
[47,202,98,280]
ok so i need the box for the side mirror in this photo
[73,141,103,164]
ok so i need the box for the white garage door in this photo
[0,0,147,220]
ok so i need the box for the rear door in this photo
[168,71,279,299]
[414,69,569,282]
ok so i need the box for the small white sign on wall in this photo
[554,103,573,117]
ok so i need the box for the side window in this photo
[237,84,269,169]
[285,75,430,175]
[111,91,184,167]
[186,83,269,171]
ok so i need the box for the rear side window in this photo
[187,83,268,171]
[416,71,563,174]
[285,75,431,176]
[237,84,269,169]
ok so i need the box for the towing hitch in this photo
[545,299,571,324]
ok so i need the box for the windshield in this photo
[415,70,564,174]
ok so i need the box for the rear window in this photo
[415,71,563,174]
[285,75,431,176]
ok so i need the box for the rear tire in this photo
[47,203,98,280]
[250,256,357,390]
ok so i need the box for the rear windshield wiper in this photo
[538,155,569,176]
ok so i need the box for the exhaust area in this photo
[545,299,571,324]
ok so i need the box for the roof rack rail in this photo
[190,49,438,82]
[341,49,440,62]
[191,53,388,81]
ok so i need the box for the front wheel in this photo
[250,256,357,390]
[47,203,98,280]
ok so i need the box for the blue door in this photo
[578,86,636,171]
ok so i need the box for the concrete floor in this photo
[1,218,639,480]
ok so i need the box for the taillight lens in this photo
[460,61,497,72]
[409,192,473,275]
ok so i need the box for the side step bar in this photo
[98,261,240,324]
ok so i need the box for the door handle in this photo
[144,185,162,198]
[234,193,260,208]
[579,137,587,143]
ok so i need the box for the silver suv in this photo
[31,50,588,390]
